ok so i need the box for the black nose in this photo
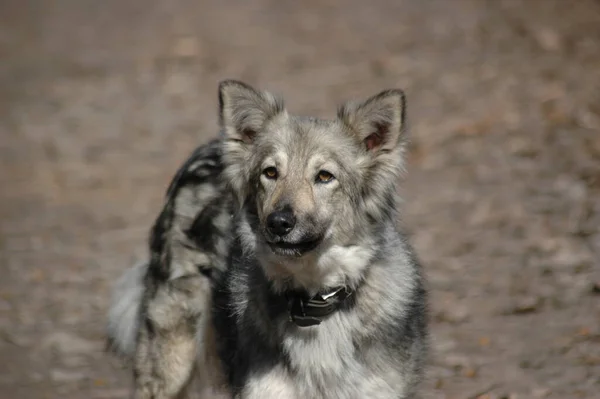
[266,209,296,236]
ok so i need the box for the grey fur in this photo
[107,81,428,399]
[107,140,232,399]
[107,261,148,358]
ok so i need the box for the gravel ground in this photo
[0,1,599,398]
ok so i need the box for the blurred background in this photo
[0,0,599,398]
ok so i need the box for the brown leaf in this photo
[93,378,107,387]
[577,327,590,337]
[464,367,478,378]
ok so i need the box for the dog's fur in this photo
[107,140,232,398]
[107,81,428,399]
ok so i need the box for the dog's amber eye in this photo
[263,167,278,179]
[316,170,334,183]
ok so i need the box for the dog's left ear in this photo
[337,89,406,153]
[218,80,285,144]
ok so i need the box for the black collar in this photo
[284,286,353,327]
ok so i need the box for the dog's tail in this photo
[106,261,148,358]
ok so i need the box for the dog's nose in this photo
[266,209,296,236]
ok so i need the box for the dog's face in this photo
[219,80,407,261]
[250,116,360,258]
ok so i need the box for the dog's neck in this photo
[273,285,355,327]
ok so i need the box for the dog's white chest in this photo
[277,317,405,399]
[281,317,361,397]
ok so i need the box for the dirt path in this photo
[1,1,599,398]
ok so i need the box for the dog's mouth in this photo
[267,236,323,257]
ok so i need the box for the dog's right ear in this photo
[218,80,285,143]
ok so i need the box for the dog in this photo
[107,80,428,399]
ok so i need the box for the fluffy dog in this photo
[108,80,428,399]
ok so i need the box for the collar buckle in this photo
[287,286,352,328]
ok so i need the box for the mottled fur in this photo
[107,81,428,399]
[107,141,232,399]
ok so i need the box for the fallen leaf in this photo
[464,367,477,378]
[577,327,590,337]
[93,378,107,387]
[455,117,493,136]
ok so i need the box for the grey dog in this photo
[107,80,428,399]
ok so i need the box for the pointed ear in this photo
[337,89,406,153]
[218,80,285,143]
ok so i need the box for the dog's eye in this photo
[263,167,278,179]
[316,170,335,183]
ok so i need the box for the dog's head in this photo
[219,80,407,262]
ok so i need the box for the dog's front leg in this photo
[133,274,209,399]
